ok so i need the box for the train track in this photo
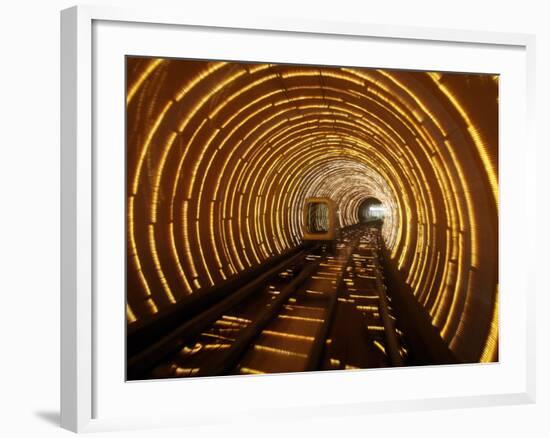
[128,224,409,380]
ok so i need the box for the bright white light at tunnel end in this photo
[369,206,386,212]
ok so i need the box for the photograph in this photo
[125,57,499,380]
[1,0,545,435]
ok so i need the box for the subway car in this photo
[302,197,339,243]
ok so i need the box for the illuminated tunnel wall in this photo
[126,58,498,363]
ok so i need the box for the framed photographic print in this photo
[61,5,536,433]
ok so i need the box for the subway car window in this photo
[307,202,330,233]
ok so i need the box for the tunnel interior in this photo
[125,57,499,375]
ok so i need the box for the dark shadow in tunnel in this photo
[379,245,460,366]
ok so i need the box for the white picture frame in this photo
[60,4,536,433]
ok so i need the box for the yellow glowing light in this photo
[126,58,164,104]
[480,287,499,362]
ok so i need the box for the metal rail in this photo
[127,247,315,380]
[373,252,404,366]
[197,261,320,377]
[305,235,360,371]
[127,244,309,357]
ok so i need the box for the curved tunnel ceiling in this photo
[126,58,498,363]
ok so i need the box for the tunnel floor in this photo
[129,224,409,380]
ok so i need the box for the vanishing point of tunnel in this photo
[125,57,498,380]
